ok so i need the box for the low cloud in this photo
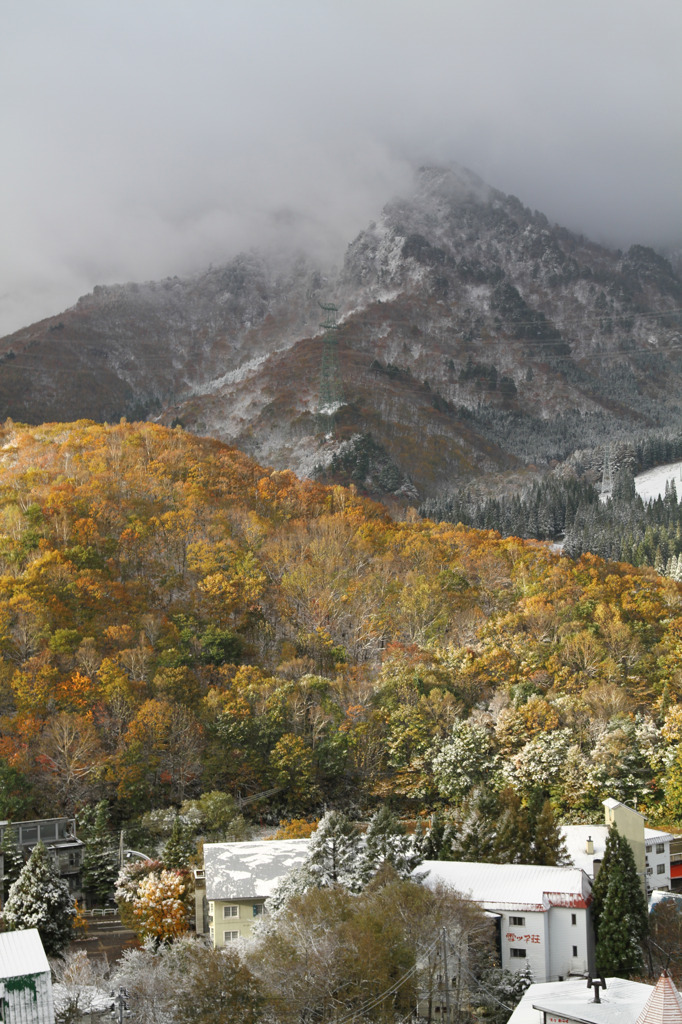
[2,0,681,335]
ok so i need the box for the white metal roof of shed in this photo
[0,929,50,979]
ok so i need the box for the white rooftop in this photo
[561,825,674,878]
[508,977,653,1024]
[204,839,311,901]
[645,828,675,845]
[0,928,50,978]
[604,797,645,818]
[415,861,591,912]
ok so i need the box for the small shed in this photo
[0,929,55,1024]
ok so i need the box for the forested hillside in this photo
[2,420,682,835]
[421,430,682,572]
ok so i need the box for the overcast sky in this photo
[1,0,681,335]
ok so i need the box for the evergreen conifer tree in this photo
[451,788,500,862]
[0,824,25,903]
[531,800,571,866]
[163,816,197,870]
[591,825,648,977]
[493,791,532,864]
[79,801,119,905]
[4,842,75,956]
[420,812,452,860]
[357,807,419,887]
[307,810,361,889]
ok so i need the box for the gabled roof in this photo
[636,972,682,1024]
[416,861,592,912]
[0,929,50,978]
[204,839,311,901]
[604,797,646,819]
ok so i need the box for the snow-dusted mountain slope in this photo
[2,165,682,499]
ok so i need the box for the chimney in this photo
[586,836,594,854]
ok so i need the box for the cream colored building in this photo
[561,798,673,895]
[201,839,311,947]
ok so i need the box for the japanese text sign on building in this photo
[505,932,540,943]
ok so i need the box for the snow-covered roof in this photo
[560,825,673,877]
[508,977,653,1024]
[603,797,645,818]
[0,928,50,978]
[204,839,311,901]
[415,861,592,912]
[561,825,608,876]
[650,890,682,912]
[645,829,675,847]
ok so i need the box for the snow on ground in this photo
[190,354,271,396]
[634,461,682,502]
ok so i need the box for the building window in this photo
[223,905,239,919]
[657,844,665,854]
[647,867,653,875]
[253,904,263,917]
[658,864,666,874]
[572,946,578,957]
[223,931,239,942]
[510,949,527,959]
[571,913,577,925]
[509,916,525,927]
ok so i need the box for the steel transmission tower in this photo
[317,302,344,432]
[600,445,614,501]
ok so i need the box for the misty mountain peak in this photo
[2,166,681,503]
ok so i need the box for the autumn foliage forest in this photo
[2,419,682,837]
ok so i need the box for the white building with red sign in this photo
[416,861,593,983]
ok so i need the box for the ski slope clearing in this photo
[634,461,682,502]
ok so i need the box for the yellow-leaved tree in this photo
[132,868,192,943]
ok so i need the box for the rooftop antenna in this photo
[317,302,344,435]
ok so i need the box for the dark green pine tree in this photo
[493,791,532,864]
[592,825,648,978]
[0,824,26,902]
[451,788,500,863]
[531,800,571,866]
[79,801,119,906]
[3,842,75,956]
[163,815,197,870]
[420,812,456,861]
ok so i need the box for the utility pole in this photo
[110,987,129,1023]
[442,928,451,1024]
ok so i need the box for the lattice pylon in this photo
[317,301,344,432]
[600,445,614,501]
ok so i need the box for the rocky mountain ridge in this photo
[2,165,682,500]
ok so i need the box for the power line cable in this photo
[332,933,442,1024]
